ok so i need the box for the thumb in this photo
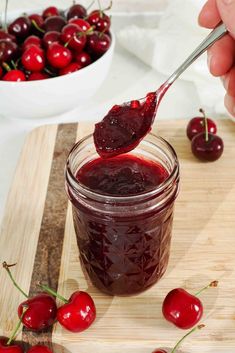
[216,0,235,38]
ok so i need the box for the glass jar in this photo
[65,133,180,296]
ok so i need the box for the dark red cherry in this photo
[42,31,61,49]
[22,45,45,72]
[87,10,111,33]
[47,42,72,68]
[87,31,111,56]
[0,338,23,353]
[28,346,53,353]
[3,70,26,82]
[29,14,44,36]
[22,35,42,51]
[61,24,86,52]
[28,72,49,80]
[59,62,82,75]
[18,293,57,330]
[8,16,31,40]
[75,51,91,67]
[0,40,19,64]
[0,30,16,42]
[152,350,167,353]
[0,66,3,78]
[191,133,224,161]
[68,18,91,31]
[29,14,44,28]
[43,6,60,19]
[67,4,87,20]
[44,16,66,33]
[187,109,217,140]
[162,288,203,329]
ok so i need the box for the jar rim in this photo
[65,132,179,203]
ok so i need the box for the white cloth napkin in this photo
[118,0,230,118]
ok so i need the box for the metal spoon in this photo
[94,23,228,158]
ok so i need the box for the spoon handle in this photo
[166,22,228,85]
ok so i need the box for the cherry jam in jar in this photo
[65,134,179,296]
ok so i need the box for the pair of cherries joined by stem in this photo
[2,262,96,333]
[187,109,224,161]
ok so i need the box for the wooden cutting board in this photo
[0,120,235,353]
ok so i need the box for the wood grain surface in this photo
[0,120,235,353]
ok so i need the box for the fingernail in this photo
[224,76,230,91]
[225,94,235,116]
[207,53,212,70]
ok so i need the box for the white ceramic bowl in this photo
[0,10,115,119]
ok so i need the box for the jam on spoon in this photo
[94,23,227,158]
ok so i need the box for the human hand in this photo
[199,0,235,117]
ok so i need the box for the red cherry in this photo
[43,6,60,19]
[29,14,44,37]
[8,16,32,40]
[75,51,91,67]
[28,72,49,81]
[17,293,57,330]
[28,346,53,353]
[152,350,167,353]
[57,291,96,332]
[22,45,45,72]
[40,283,96,333]
[42,31,61,49]
[187,109,217,140]
[69,18,91,31]
[3,262,57,331]
[0,40,19,64]
[67,4,87,20]
[87,31,111,56]
[87,10,111,33]
[29,14,44,28]
[0,30,16,42]
[44,16,66,33]
[162,288,203,329]
[191,133,224,161]
[47,43,72,68]
[61,24,86,52]
[59,62,82,75]
[3,70,26,82]
[22,35,42,51]
[0,338,23,353]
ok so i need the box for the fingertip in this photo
[198,0,221,28]
[207,36,235,77]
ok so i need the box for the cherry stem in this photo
[11,60,17,70]
[2,262,28,298]
[199,108,208,142]
[6,307,27,346]
[31,19,45,34]
[194,280,218,297]
[2,62,11,72]
[86,0,95,11]
[171,324,205,353]
[39,283,69,303]
[97,0,102,12]
[64,28,93,47]
[4,0,9,32]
